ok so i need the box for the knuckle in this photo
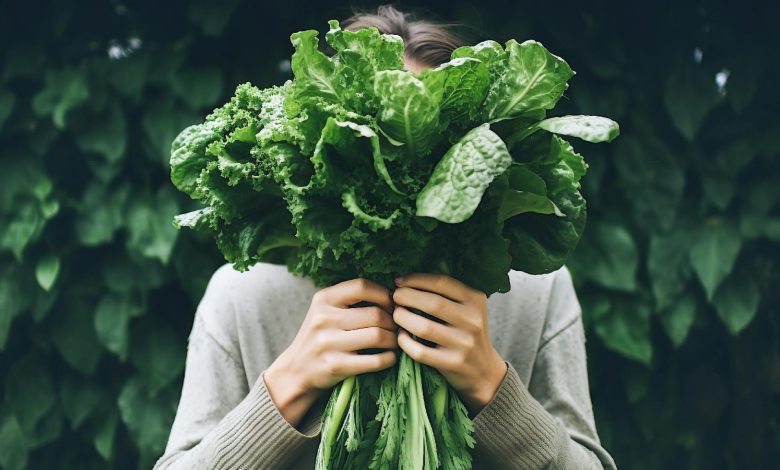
[370,307,385,323]
[355,277,370,292]
[310,312,330,330]
[419,322,436,339]
[429,296,445,313]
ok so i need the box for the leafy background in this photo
[0,0,777,468]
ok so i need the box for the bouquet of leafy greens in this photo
[169,19,618,470]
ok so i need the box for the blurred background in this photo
[0,0,778,468]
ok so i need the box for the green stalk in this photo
[414,361,439,470]
[431,378,447,426]
[318,375,356,469]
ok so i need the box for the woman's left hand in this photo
[392,273,508,411]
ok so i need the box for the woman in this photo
[154,6,617,470]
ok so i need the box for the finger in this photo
[392,286,469,327]
[338,350,398,375]
[393,306,466,349]
[337,327,398,352]
[337,306,396,331]
[397,330,459,371]
[394,273,477,304]
[322,278,394,312]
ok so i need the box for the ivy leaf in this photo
[93,411,119,461]
[74,103,127,165]
[689,219,742,300]
[658,292,698,348]
[0,412,28,470]
[125,187,180,265]
[712,274,760,335]
[648,226,693,309]
[0,271,28,350]
[118,378,177,465]
[31,67,90,129]
[4,354,56,437]
[0,88,15,130]
[592,297,653,365]
[75,181,130,246]
[170,66,224,110]
[129,320,185,394]
[35,254,60,292]
[613,134,685,231]
[94,293,144,361]
[59,374,103,430]
[49,297,103,374]
[664,66,722,141]
[569,222,638,292]
[186,0,241,37]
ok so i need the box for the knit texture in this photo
[153,262,617,469]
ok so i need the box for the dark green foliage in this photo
[0,1,777,469]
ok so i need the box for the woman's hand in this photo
[265,278,398,427]
[392,274,507,412]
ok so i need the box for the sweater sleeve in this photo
[471,268,617,470]
[153,312,323,470]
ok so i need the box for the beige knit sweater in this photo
[153,262,617,469]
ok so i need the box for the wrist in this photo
[264,359,319,427]
[463,353,508,412]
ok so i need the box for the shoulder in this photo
[502,266,581,345]
[194,262,317,345]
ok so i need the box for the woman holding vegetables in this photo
[155,6,616,470]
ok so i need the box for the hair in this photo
[339,5,464,67]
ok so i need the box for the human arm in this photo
[154,273,399,470]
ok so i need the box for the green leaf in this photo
[416,124,511,223]
[593,298,653,365]
[129,321,185,394]
[420,57,490,126]
[35,254,60,291]
[49,299,103,374]
[648,226,693,309]
[94,293,143,361]
[0,272,28,350]
[75,181,130,246]
[4,355,56,437]
[612,134,685,231]
[0,412,28,470]
[93,411,119,461]
[712,274,760,335]
[374,70,442,157]
[59,374,103,430]
[569,222,638,292]
[0,88,15,130]
[31,67,90,128]
[74,103,127,164]
[658,292,697,348]
[484,40,574,120]
[689,219,742,300]
[125,187,180,265]
[142,97,201,166]
[170,66,224,109]
[290,29,338,100]
[538,115,620,143]
[505,135,587,274]
[664,66,722,141]
[186,0,241,36]
[118,378,177,465]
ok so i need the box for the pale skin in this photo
[264,57,508,428]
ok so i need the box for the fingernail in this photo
[394,276,404,285]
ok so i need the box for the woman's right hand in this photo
[264,278,398,427]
